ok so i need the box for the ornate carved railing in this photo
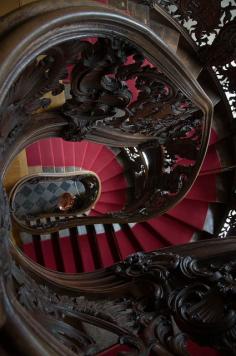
[0,0,236,355]
[9,236,236,355]
[0,0,214,225]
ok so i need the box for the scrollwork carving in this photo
[147,1,236,119]
[13,262,153,355]
[0,2,234,356]
[0,32,208,224]
[14,244,236,355]
[115,249,236,354]
[149,0,234,47]
[58,37,199,144]
[0,39,89,156]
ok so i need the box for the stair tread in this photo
[115,230,137,260]
[63,141,75,167]
[98,190,126,205]
[89,210,103,216]
[39,139,54,167]
[60,237,77,273]
[131,224,166,251]
[94,201,124,214]
[22,242,36,263]
[77,233,95,272]
[200,145,221,173]
[81,141,89,168]
[167,199,208,231]
[26,141,42,166]
[74,141,88,168]
[99,163,124,181]
[86,143,105,170]
[97,233,115,267]
[101,173,127,190]
[187,174,229,203]
[51,138,65,167]
[91,147,117,173]
[186,174,217,202]
[147,215,195,245]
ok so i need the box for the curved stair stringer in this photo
[11,236,236,356]
[0,0,215,225]
[0,1,236,356]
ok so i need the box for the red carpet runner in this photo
[23,127,222,269]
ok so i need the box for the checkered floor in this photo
[13,178,85,219]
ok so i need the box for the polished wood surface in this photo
[0,1,235,355]
[0,0,38,16]
[4,150,28,193]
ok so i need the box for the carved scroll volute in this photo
[113,248,236,355]
[12,240,236,356]
[0,0,214,227]
[44,36,211,222]
[0,1,215,355]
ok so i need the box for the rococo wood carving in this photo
[11,238,236,355]
[0,5,212,226]
[0,0,235,355]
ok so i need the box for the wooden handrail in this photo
[0,1,235,355]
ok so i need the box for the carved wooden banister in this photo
[0,0,236,355]
[0,0,213,223]
[9,237,236,355]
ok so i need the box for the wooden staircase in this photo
[0,1,236,355]
[19,128,233,275]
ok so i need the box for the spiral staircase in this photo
[0,1,236,356]
[19,131,231,275]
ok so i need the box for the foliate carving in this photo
[13,263,153,355]
[122,146,147,201]
[214,62,236,119]
[149,0,235,47]
[34,36,205,222]
[110,109,202,219]
[14,247,236,355]
[146,1,236,120]
[61,38,133,141]
[1,35,207,223]
[34,314,97,355]
[115,252,152,277]
[201,19,236,67]
[0,39,91,157]
[175,0,221,44]
[115,250,236,354]
[60,37,199,143]
[11,241,236,355]
[218,209,236,238]
[152,315,188,355]
[201,18,236,119]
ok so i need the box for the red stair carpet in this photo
[21,23,223,356]
[23,126,223,271]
